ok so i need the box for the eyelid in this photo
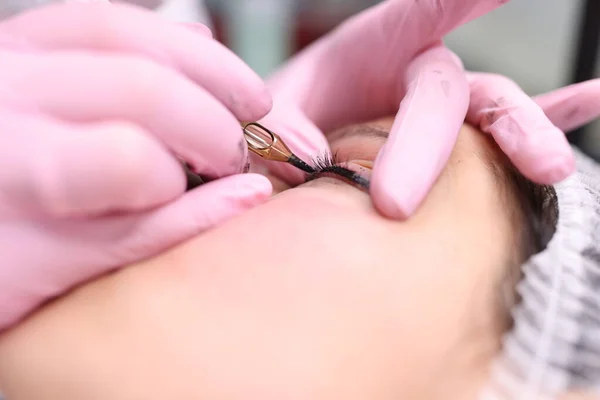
[307,157,371,190]
[306,135,381,190]
[352,160,374,170]
[329,136,384,166]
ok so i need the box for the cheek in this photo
[173,200,467,387]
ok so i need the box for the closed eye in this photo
[306,153,370,190]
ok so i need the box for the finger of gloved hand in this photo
[179,22,213,38]
[0,50,249,178]
[257,102,330,185]
[0,113,185,220]
[454,0,513,29]
[0,173,272,329]
[466,72,575,184]
[374,0,512,51]
[534,79,600,133]
[371,46,469,219]
[0,2,270,121]
[266,0,509,137]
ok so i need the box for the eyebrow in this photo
[327,125,390,143]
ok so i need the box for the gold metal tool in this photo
[242,122,315,173]
[185,122,315,191]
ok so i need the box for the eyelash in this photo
[310,152,342,171]
[306,152,370,189]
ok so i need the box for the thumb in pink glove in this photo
[261,0,573,219]
[0,2,272,329]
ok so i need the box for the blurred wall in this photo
[446,1,581,95]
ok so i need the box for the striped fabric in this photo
[482,148,600,399]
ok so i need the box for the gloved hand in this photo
[261,0,574,218]
[0,2,273,329]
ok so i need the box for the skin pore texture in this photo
[0,119,555,399]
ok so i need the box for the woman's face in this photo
[0,120,520,400]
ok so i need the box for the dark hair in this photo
[485,149,560,328]
[504,166,558,260]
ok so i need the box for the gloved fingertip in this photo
[373,188,421,220]
[179,22,213,38]
[370,175,424,220]
[527,154,576,185]
[196,173,272,198]
[495,121,575,185]
[236,86,274,123]
[230,173,273,205]
[256,88,275,118]
[171,173,272,235]
[447,50,465,70]
[114,174,272,261]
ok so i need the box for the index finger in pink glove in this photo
[534,79,600,133]
[371,46,469,218]
[0,173,272,329]
[374,0,511,54]
[0,111,185,219]
[466,72,575,184]
[1,50,248,179]
[0,1,270,122]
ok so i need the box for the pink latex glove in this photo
[467,75,600,143]
[261,0,574,218]
[0,2,273,329]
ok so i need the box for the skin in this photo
[0,120,582,399]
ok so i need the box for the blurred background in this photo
[188,0,599,159]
